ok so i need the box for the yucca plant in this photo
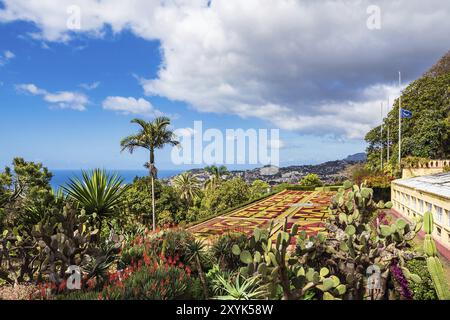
[63,169,129,229]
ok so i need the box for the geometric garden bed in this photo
[189,189,336,241]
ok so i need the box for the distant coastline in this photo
[49,169,183,190]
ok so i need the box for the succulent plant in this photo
[231,220,346,300]
[422,211,450,300]
[32,203,120,287]
[307,181,423,299]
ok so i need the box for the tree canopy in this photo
[365,51,450,170]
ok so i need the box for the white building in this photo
[391,172,450,254]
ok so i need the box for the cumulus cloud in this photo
[2,1,450,138]
[0,50,15,66]
[16,83,89,111]
[102,96,162,117]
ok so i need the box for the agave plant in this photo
[212,273,267,300]
[63,169,129,228]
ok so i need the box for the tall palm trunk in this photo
[151,175,155,231]
[196,255,209,299]
[149,149,156,231]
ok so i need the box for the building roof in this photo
[393,172,450,200]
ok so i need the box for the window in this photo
[419,200,424,213]
[426,202,432,212]
[437,227,441,237]
[447,209,450,227]
[436,207,443,223]
[411,197,416,210]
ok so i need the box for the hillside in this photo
[183,154,365,185]
[365,50,450,170]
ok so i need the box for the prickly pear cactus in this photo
[32,204,102,285]
[232,221,346,300]
[323,181,422,299]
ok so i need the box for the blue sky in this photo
[0,1,448,171]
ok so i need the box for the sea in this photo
[49,169,182,190]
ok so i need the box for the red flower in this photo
[185,266,191,277]
[58,280,67,292]
[87,279,95,289]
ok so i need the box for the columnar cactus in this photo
[422,211,450,300]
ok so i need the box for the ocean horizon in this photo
[49,169,183,190]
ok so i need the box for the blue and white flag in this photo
[401,108,412,118]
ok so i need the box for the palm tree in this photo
[63,169,129,229]
[172,172,201,207]
[120,117,179,231]
[204,165,229,190]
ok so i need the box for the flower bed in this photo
[190,190,336,240]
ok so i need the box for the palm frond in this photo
[120,134,149,153]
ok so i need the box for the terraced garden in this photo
[188,189,336,241]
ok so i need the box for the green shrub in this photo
[406,259,438,300]
[299,173,323,187]
[185,276,205,300]
[211,232,248,270]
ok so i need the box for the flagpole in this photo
[398,71,402,170]
[380,102,383,171]
[387,96,390,162]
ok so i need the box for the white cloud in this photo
[0,50,15,66]
[79,81,100,90]
[16,83,89,111]
[2,1,450,138]
[3,50,15,59]
[102,96,162,117]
